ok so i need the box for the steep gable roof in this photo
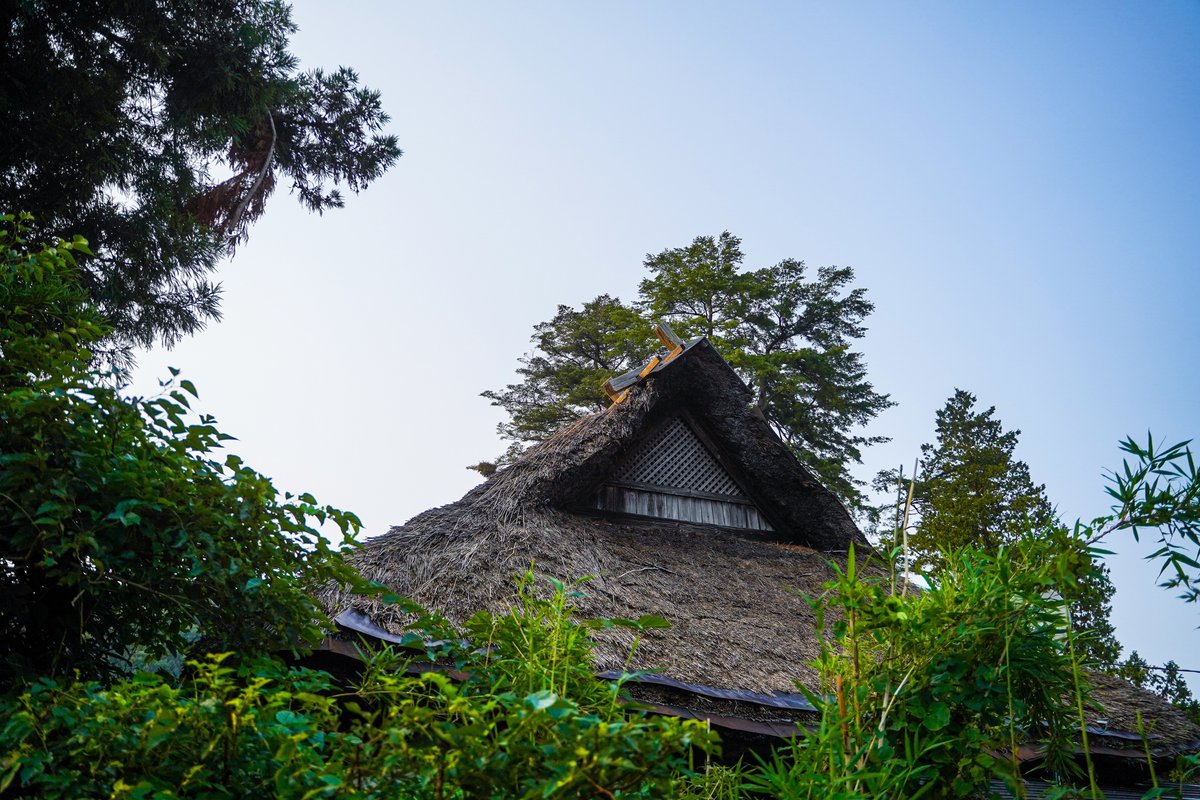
[465,336,866,552]
[317,332,1200,761]
[319,335,867,695]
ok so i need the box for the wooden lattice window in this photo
[610,417,745,499]
[597,417,772,530]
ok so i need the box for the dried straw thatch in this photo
[317,337,1199,756]
[1085,672,1200,755]
[320,339,862,690]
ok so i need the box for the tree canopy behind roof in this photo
[481,232,893,509]
[874,388,1121,669]
[0,0,401,355]
[885,389,1056,565]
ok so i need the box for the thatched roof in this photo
[318,336,1199,756]
[331,511,842,694]
[1083,671,1200,756]
[321,338,863,688]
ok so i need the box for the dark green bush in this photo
[0,578,717,799]
[743,538,1084,799]
[0,213,369,687]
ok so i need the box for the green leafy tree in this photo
[0,216,366,688]
[875,389,1121,669]
[483,233,893,508]
[637,232,750,347]
[879,389,1055,566]
[0,1,400,354]
[1066,546,1122,671]
[478,295,653,474]
[1117,650,1154,688]
[1151,661,1198,714]
[1118,652,1200,726]
[640,234,892,505]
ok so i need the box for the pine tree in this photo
[0,1,400,355]
[1063,537,1122,670]
[904,389,1055,563]
[875,389,1121,668]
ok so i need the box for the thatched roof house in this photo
[318,328,1199,767]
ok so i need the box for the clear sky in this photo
[131,1,1200,681]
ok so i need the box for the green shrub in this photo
[742,539,1084,799]
[0,214,369,687]
[0,576,717,799]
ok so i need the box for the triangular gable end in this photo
[594,414,774,532]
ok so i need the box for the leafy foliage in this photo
[479,296,654,472]
[873,389,1121,669]
[4,212,1195,796]
[637,232,750,346]
[0,1,401,352]
[0,216,367,688]
[875,389,1055,566]
[1079,433,1200,726]
[742,542,1083,799]
[1101,434,1200,604]
[1065,542,1123,671]
[641,234,893,506]
[0,577,716,799]
[674,764,746,800]
[483,232,892,508]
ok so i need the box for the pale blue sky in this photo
[132,2,1200,680]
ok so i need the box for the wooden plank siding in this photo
[595,485,774,531]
